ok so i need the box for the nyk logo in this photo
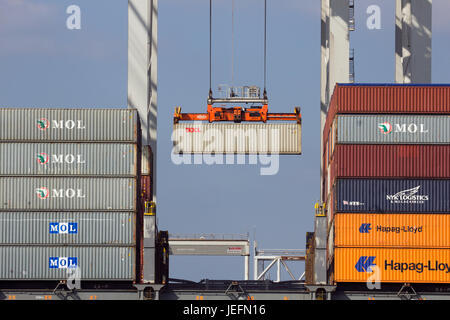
[36,188,86,199]
[49,257,78,269]
[355,256,376,272]
[378,122,429,135]
[386,186,429,204]
[37,154,85,165]
[36,119,86,131]
[359,223,372,233]
[49,222,78,234]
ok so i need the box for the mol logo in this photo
[49,222,78,234]
[355,256,376,273]
[49,257,78,269]
[37,118,50,130]
[359,223,372,234]
[36,188,86,199]
[36,187,49,199]
[378,122,392,134]
[37,153,50,164]
[37,154,86,165]
[378,122,429,135]
[36,119,86,131]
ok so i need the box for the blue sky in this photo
[1,0,449,281]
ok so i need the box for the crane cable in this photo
[209,0,213,99]
[209,0,268,100]
[263,0,267,100]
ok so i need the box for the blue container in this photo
[335,179,450,213]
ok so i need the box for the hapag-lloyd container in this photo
[334,247,450,284]
[173,123,301,154]
[0,246,135,280]
[0,212,135,245]
[334,214,450,248]
[0,177,136,211]
[332,115,450,145]
[0,143,138,176]
[334,179,450,213]
[325,145,450,186]
[323,84,450,148]
[0,108,139,142]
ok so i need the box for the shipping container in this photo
[334,214,450,248]
[331,115,450,145]
[0,143,138,176]
[0,212,135,245]
[0,246,135,280]
[173,123,301,154]
[0,177,136,211]
[329,84,450,115]
[334,179,450,214]
[326,145,450,185]
[334,247,450,284]
[323,84,450,155]
[0,108,139,142]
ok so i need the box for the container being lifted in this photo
[172,0,302,155]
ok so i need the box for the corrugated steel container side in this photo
[330,84,450,115]
[334,179,450,214]
[0,177,136,211]
[334,115,450,144]
[173,123,301,154]
[334,214,450,248]
[0,108,139,142]
[323,84,450,157]
[0,246,135,280]
[327,145,450,185]
[334,247,450,284]
[0,143,137,176]
[0,212,135,245]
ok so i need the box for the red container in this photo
[323,84,450,154]
[326,145,450,189]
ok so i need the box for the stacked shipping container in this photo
[322,84,450,284]
[0,108,142,281]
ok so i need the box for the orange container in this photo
[334,247,450,283]
[334,214,450,248]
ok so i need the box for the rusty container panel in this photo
[328,145,450,187]
[334,247,450,283]
[173,123,301,154]
[0,108,139,142]
[335,179,450,214]
[334,214,450,248]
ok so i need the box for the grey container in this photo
[0,177,136,211]
[173,123,301,154]
[334,115,450,144]
[0,212,135,245]
[0,108,139,142]
[0,246,135,280]
[0,143,138,176]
